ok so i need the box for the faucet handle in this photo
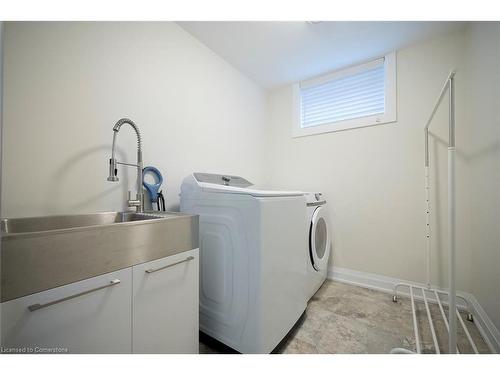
[127,191,141,208]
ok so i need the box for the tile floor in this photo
[199,280,490,354]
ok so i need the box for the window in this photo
[292,52,396,137]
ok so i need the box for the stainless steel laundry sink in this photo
[1,211,198,302]
[1,212,164,234]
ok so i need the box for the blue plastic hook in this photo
[142,166,163,203]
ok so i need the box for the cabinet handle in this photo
[145,256,195,274]
[27,279,121,312]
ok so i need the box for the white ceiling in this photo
[178,21,467,89]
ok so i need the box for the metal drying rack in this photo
[390,70,480,354]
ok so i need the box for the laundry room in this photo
[0,1,499,373]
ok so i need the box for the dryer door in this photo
[309,206,331,271]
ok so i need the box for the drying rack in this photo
[391,70,480,354]
[392,284,478,354]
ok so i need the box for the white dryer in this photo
[305,192,331,300]
[180,173,307,353]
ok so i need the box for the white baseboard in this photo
[461,292,500,354]
[328,266,412,295]
[328,266,500,353]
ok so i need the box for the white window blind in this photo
[300,59,386,128]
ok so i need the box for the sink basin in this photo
[1,212,165,234]
[1,211,198,302]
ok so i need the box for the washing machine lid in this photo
[201,184,303,197]
[193,173,303,197]
[309,206,331,271]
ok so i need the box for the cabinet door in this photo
[132,249,199,354]
[1,268,132,354]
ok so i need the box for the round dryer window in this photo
[310,206,331,271]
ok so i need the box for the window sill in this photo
[291,114,397,138]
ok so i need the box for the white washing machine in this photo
[305,192,331,300]
[180,173,307,353]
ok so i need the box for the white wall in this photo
[265,30,471,290]
[1,22,266,217]
[464,23,500,331]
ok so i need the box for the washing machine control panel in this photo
[194,173,253,187]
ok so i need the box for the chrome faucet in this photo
[107,118,144,213]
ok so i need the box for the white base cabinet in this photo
[1,268,132,354]
[1,249,199,354]
[133,248,199,353]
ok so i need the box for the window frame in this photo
[292,51,397,138]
